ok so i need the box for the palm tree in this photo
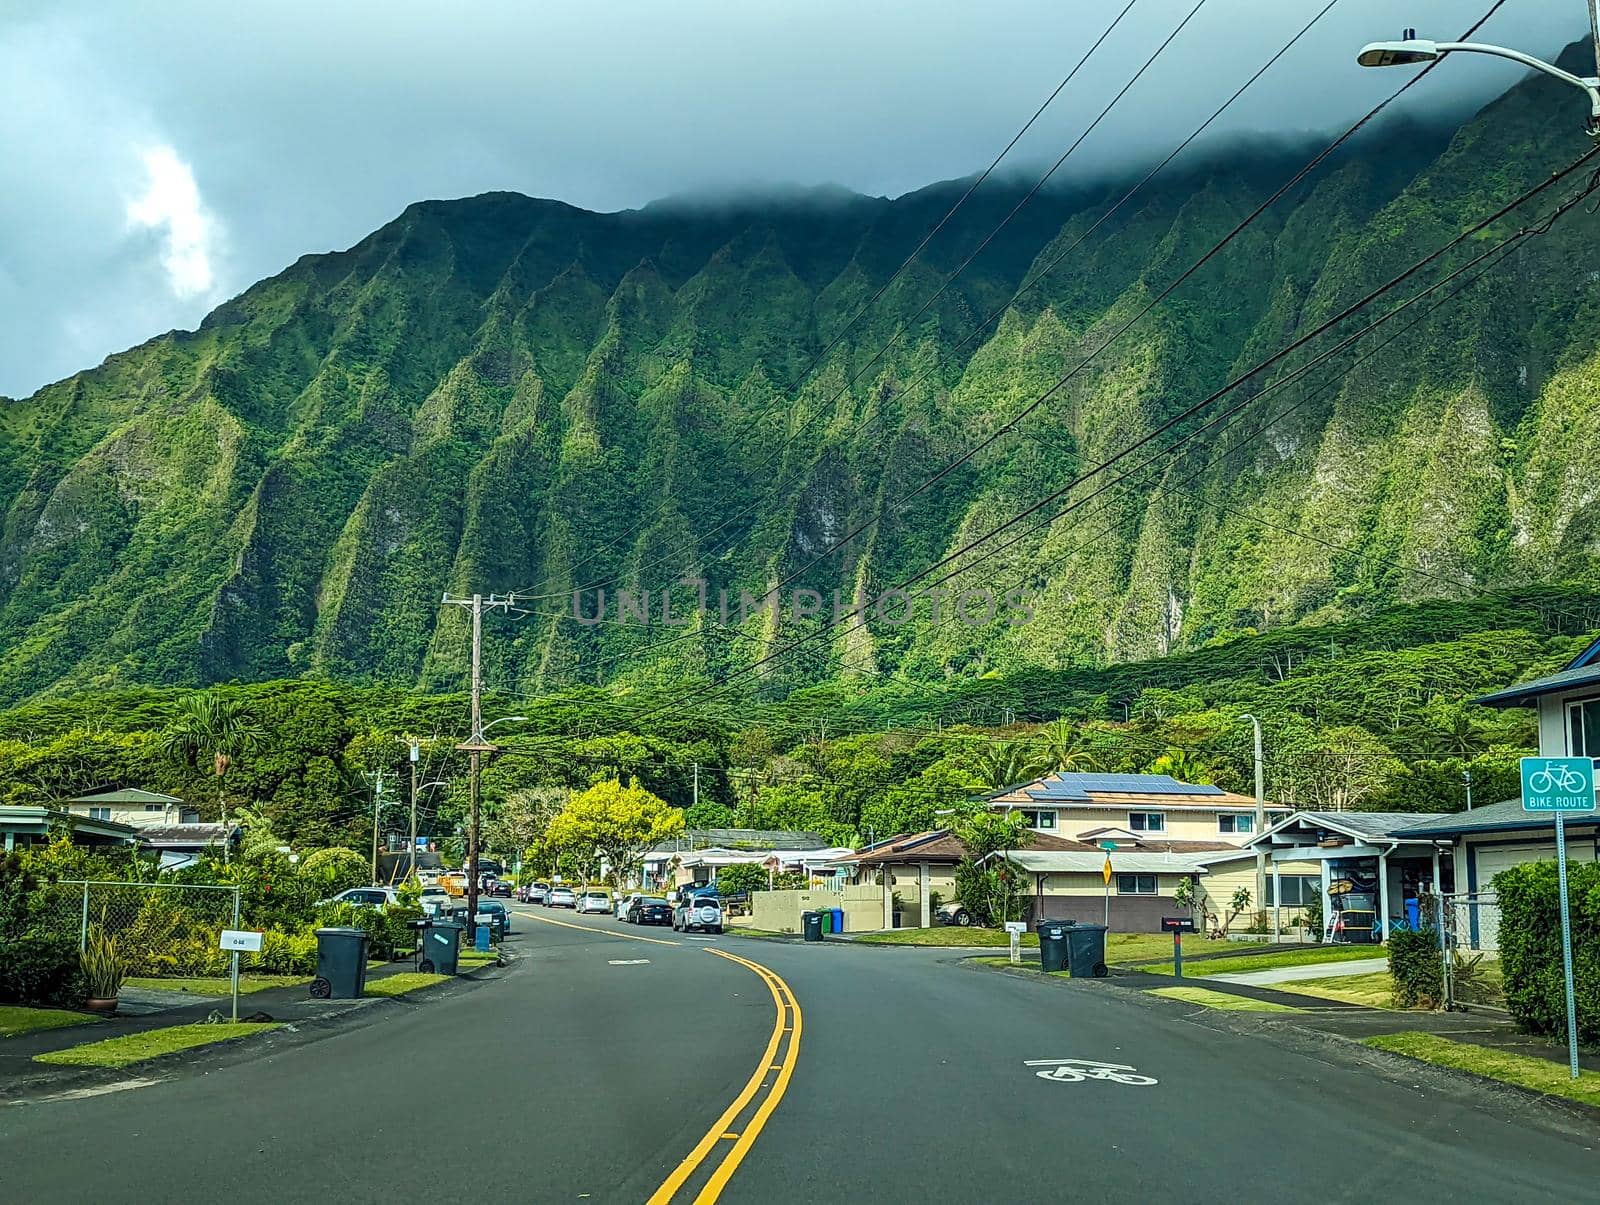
[968,740,1049,792]
[160,691,266,854]
[1039,719,1099,773]
[1148,750,1215,785]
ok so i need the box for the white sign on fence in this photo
[219,929,264,953]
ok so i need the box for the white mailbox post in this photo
[218,929,264,1022]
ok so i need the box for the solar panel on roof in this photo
[1025,772,1225,798]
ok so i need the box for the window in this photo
[88,807,111,820]
[144,804,162,812]
[1019,810,1056,830]
[1218,814,1254,834]
[1568,698,1600,757]
[1128,812,1165,833]
[1117,874,1158,895]
[1264,875,1320,906]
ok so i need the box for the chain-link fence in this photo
[32,880,242,977]
[1436,890,1506,1011]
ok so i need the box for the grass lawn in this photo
[1136,945,1388,978]
[1107,934,1266,962]
[364,973,447,998]
[1365,1032,1600,1109]
[0,1005,98,1039]
[1273,970,1396,1009]
[856,927,1038,947]
[458,950,496,967]
[34,1022,283,1069]
[1149,986,1300,1013]
[123,975,310,996]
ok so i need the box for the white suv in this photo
[673,895,723,934]
[576,890,612,915]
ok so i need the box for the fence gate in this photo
[35,880,243,977]
[1436,890,1506,1012]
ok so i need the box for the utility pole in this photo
[1464,768,1474,812]
[1240,714,1266,926]
[442,592,512,943]
[408,739,421,879]
[368,770,384,883]
[692,761,699,809]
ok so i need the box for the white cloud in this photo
[126,145,219,298]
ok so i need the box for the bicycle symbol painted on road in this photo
[1529,764,1589,796]
[1025,1059,1158,1085]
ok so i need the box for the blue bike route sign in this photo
[1520,756,1597,813]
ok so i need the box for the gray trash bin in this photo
[1066,923,1109,978]
[1037,921,1071,973]
[418,921,462,975]
[802,911,823,942]
[310,926,369,999]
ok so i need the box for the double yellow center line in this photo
[648,947,802,1204]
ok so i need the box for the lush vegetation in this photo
[1387,923,1444,1008]
[1493,860,1600,1041]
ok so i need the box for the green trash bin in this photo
[1036,920,1071,973]
[819,909,834,934]
[1067,923,1109,978]
[309,926,369,999]
[802,910,823,942]
[418,920,462,975]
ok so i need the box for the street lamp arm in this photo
[480,715,529,737]
[1436,42,1597,93]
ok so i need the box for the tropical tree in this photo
[543,778,686,888]
[159,691,266,850]
[966,740,1047,792]
[1039,719,1099,773]
[951,809,1032,927]
[1147,751,1217,785]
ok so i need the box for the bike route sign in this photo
[1520,757,1598,813]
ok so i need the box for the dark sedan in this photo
[627,896,673,926]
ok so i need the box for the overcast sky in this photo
[0,0,1585,398]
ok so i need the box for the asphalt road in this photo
[3,908,1597,1203]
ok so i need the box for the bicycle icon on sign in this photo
[1025,1059,1158,1085]
[1529,764,1590,796]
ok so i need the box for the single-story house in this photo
[664,845,856,889]
[641,827,833,887]
[1,805,139,851]
[1245,811,1453,943]
[985,772,1290,845]
[64,787,190,829]
[139,823,239,871]
[1394,799,1600,951]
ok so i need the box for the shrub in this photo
[1387,925,1444,1008]
[1495,860,1600,1041]
[247,928,318,975]
[0,934,82,1006]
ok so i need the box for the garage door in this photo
[1471,843,1596,952]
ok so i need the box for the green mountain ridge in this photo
[5,50,1600,705]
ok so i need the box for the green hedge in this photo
[1493,860,1600,1041]
[1387,925,1443,1007]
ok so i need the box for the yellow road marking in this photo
[646,948,802,1205]
[518,910,682,948]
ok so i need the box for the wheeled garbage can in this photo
[1066,923,1109,978]
[803,910,823,942]
[1037,921,1071,973]
[309,926,369,998]
[417,920,462,975]
[830,907,845,934]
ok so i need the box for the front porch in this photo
[1249,811,1454,944]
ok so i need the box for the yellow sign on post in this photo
[1102,855,1112,885]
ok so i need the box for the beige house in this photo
[64,788,188,830]
[985,773,1289,845]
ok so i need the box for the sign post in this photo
[1520,756,1596,1079]
[218,929,264,1022]
[1162,917,1195,978]
[1100,842,1116,929]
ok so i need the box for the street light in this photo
[1357,26,1600,134]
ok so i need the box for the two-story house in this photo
[985,772,1290,845]
[1391,637,1600,949]
[64,788,190,829]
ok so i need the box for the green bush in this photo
[312,902,421,961]
[0,934,82,1005]
[246,928,318,975]
[1387,925,1444,1008]
[1495,860,1600,1041]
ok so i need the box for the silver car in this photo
[548,887,577,908]
[576,890,611,915]
[673,895,723,934]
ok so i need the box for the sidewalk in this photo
[1206,957,1389,986]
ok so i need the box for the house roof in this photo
[1248,810,1448,848]
[1474,663,1600,709]
[0,805,138,840]
[1007,849,1226,875]
[137,823,237,848]
[646,828,829,855]
[986,772,1271,810]
[840,829,1099,866]
[1394,798,1600,838]
[65,787,183,805]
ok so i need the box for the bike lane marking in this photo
[1024,1058,1158,1085]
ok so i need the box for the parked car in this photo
[418,886,450,914]
[615,892,641,921]
[318,886,400,908]
[628,896,673,926]
[528,882,549,904]
[576,890,611,915]
[548,886,577,908]
[474,899,510,939]
[488,879,512,898]
[673,894,723,934]
[936,901,973,927]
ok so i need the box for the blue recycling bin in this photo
[475,918,491,952]
[830,907,844,934]
[1405,898,1421,930]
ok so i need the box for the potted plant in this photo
[81,921,126,1014]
